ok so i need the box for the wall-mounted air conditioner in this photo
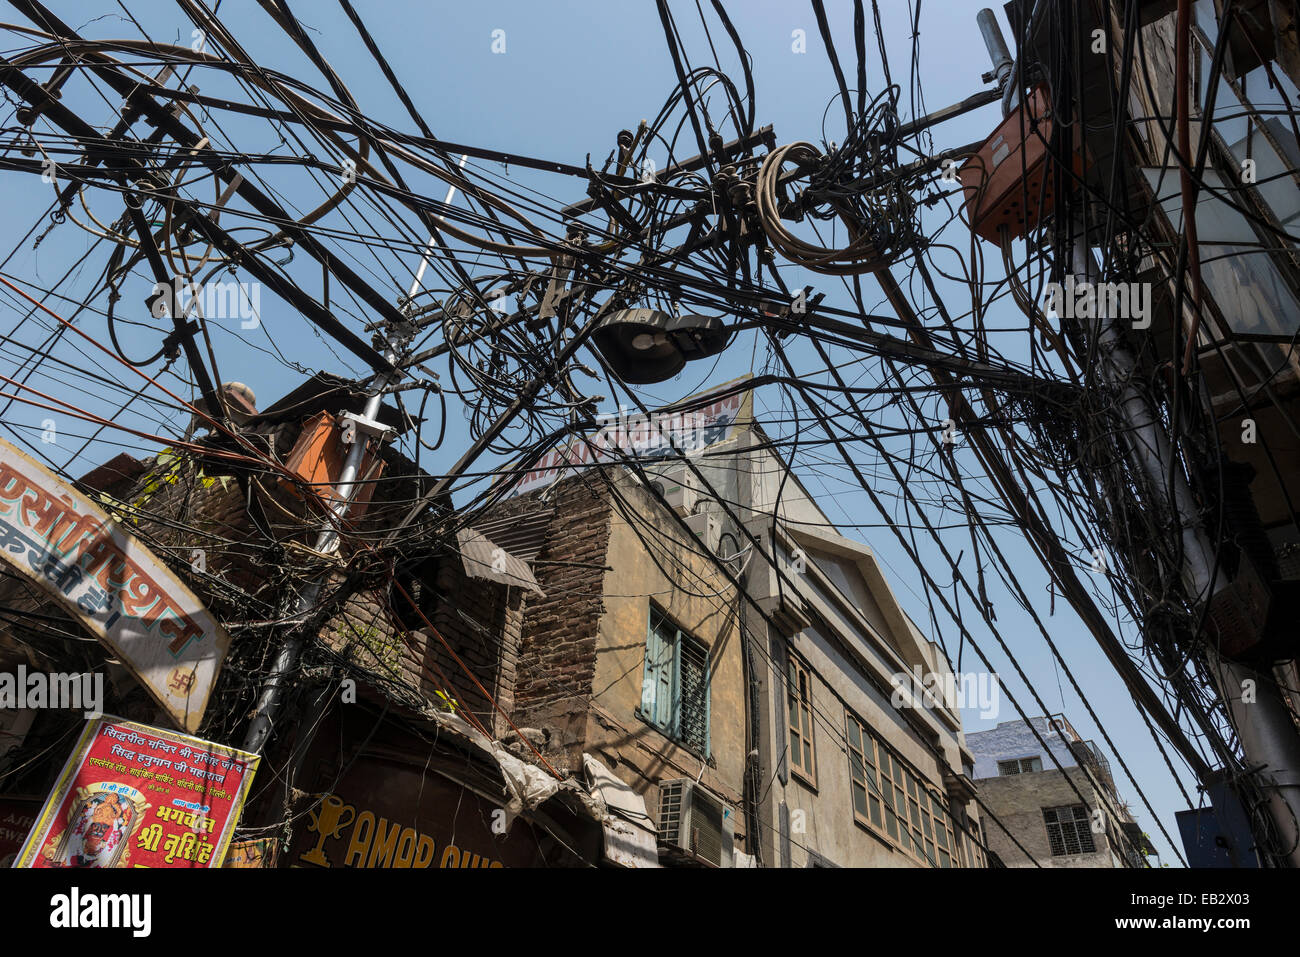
[683,510,720,554]
[657,778,735,867]
[662,476,698,517]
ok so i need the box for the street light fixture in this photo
[591,307,727,383]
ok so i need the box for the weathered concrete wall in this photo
[975,768,1117,868]
[729,427,982,868]
[584,474,747,848]
[757,619,980,868]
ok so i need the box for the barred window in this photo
[678,636,709,755]
[998,756,1042,775]
[639,606,710,756]
[1043,805,1096,856]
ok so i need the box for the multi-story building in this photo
[966,714,1151,868]
[634,396,986,867]
[0,373,991,867]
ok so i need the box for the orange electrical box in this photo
[282,410,384,519]
[958,87,1083,244]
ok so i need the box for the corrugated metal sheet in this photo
[470,508,553,563]
[457,527,544,596]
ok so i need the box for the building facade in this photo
[637,418,986,867]
[0,374,993,867]
[966,715,1150,868]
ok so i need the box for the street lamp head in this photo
[592,307,727,384]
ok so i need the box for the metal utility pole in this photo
[977,10,1300,865]
[407,154,468,302]
[1068,233,1300,867]
[976,8,1013,88]
[242,161,476,754]
[240,141,486,754]
[242,357,398,754]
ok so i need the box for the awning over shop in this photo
[457,527,545,596]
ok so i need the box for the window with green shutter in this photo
[638,606,710,756]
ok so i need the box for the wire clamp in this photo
[337,410,391,446]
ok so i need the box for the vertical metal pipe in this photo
[242,371,392,754]
[1212,654,1300,865]
[1068,235,1219,599]
[977,9,1013,86]
[408,154,468,301]
[315,387,386,556]
[1069,225,1300,866]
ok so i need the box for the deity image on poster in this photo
[42,784,149,868]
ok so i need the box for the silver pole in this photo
[1069,225,1300,866]
[242,368,394,754]
[1212,654,1300,866]
[245,157,467,754]
[408,154,468,301]
[1067,236,1220,600]
[976,9,1013,87]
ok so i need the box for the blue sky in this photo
[0,1,1200,864]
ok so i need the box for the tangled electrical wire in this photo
[1,0,1297,867]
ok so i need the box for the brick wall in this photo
[415,552,524,731]
[506,479,614,771]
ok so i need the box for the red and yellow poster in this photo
[14,715,258,868]
[223,837,278,868]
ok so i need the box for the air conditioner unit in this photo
[657,778,735,867]
[661,474,698,517]
[683,510,720,554]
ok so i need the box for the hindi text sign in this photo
[15,716,259,868]
[0,439,229,731]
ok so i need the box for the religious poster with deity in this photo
[14,716,259,868]
[0,438,229,731]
